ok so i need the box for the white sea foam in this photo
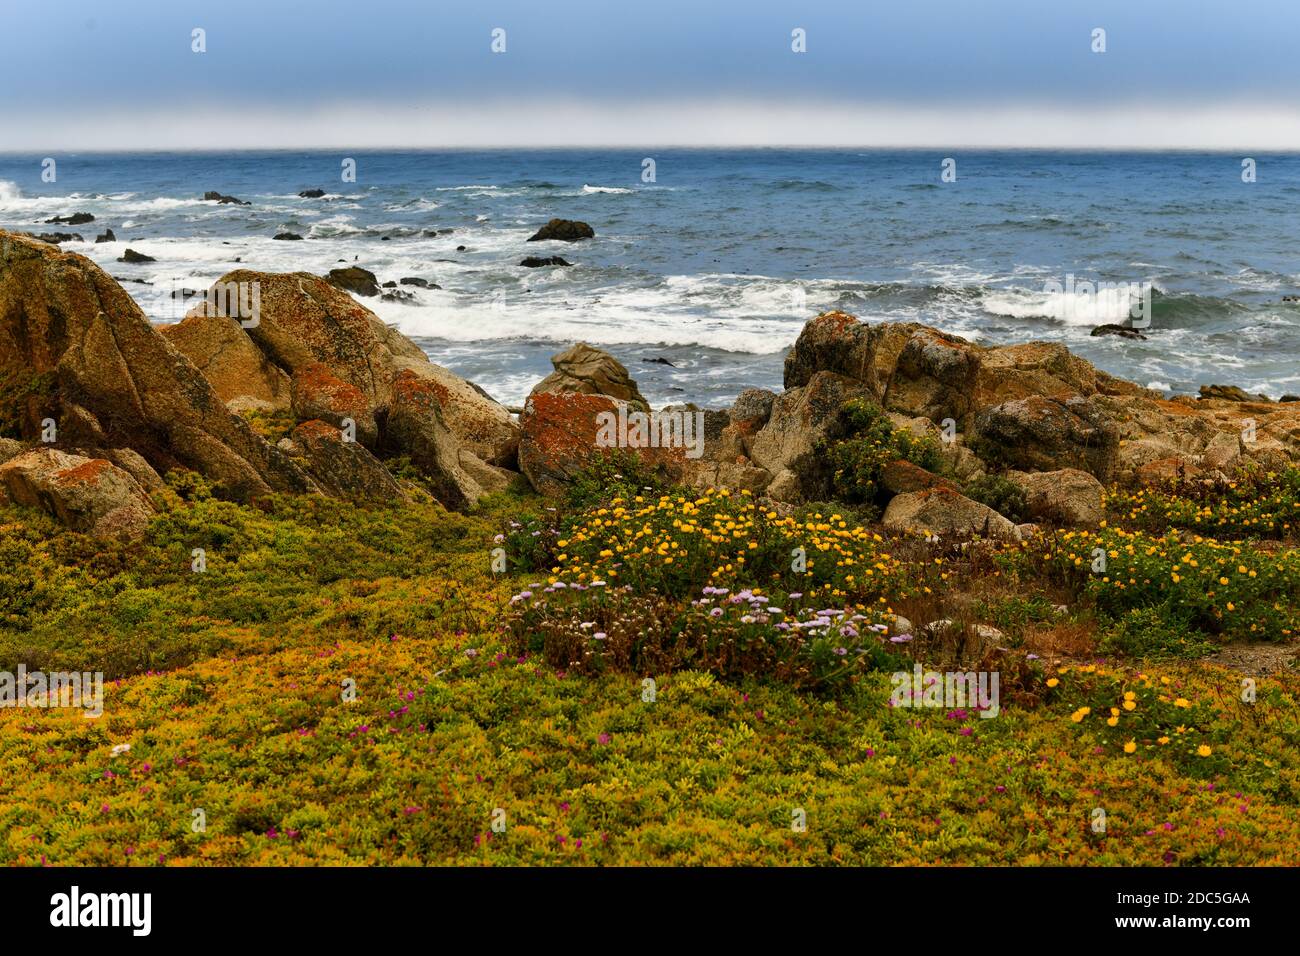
[383,198,440,212]
[981,287,1147,326]
[581,184,634,195]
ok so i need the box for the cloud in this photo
[6,98,1300,150]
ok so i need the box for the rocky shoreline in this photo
[2,228,1299,540]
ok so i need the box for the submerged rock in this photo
[520,256,572,267]
[298,189,326,198]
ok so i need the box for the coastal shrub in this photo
[0,488,499,677]
[1100,606,1217,660]
[1044,663,1223,774]
[972,594,1061,642]
[505,582,906,691]
[1042,527,1300,643]
[1106,467,1300,540]
[238,407,297,443]
[796,499,881,528]
[563,448,667,511]
[3,477,1300,864]
[162,468,217,503]
[540,489,925,606]
[808,399,942,504]
[497,512,563,573]
[964,474,1030,523]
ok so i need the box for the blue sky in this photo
[3,0,1299,148]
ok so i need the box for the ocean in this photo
[2,148,1298,408]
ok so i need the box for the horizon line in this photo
[6,98,1300,152]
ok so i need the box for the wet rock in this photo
[46,212,95,225]
[1199,384,1270,403]
[325,266,380,298]
[1090,323,1147,340]
[203,191,249,205]
[298,189,326,198]
[520,256,573,267]
[117,248,156,263]
[526,219,595,242]
[399,277,438,289]
[94,228,116,243]
[273,232,304,241]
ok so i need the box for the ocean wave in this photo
[383,198,440,212]
[769,179,839,192]
[581,184,634,195]
[981,286,1151,326]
